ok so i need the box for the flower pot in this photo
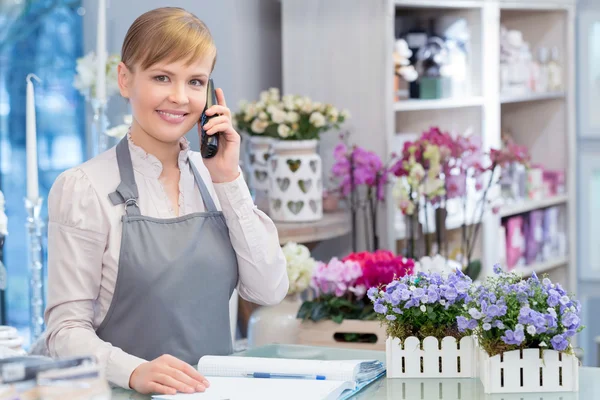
[247,136,276,193]
[268,139,323,222]
[246,294,302,348]
[297,319,386,350]
[386,336,477,379]
[478,348,579,393]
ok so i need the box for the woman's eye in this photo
[154,75,169,83]
[190,79,204,87]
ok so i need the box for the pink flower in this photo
[310,257,363,297]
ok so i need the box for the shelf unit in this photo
[280,0,576,290]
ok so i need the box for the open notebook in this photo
[152,356,385,400]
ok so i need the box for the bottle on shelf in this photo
[547,46,563,91]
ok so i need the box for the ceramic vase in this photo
[246,294,303,348]
[268,139,323,222]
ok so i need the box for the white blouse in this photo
[44,135,288,389]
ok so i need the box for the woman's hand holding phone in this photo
[199,84,241,183]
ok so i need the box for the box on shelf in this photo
[478,348,579,394]
[386,336,477,379]
[296,319,386,351]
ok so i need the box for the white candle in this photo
[26,74,40,201]
[96,0,107,103]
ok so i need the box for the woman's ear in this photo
[117,62,132,99]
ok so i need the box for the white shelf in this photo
[394,97,484,112]
[500,91,566,104]
[510,256,568,277]
[499,194,569,218]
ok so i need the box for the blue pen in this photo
[246,372,327,380]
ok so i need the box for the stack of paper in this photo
[152,355,385,400]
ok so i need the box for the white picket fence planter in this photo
[386,336,477,378]
[479,348,579,394]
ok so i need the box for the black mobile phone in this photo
[200,78,219,158]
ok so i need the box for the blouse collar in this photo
[126,131,191,178]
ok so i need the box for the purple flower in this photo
[559,295,571,306]
[400,289,411,301]
[467,319,478,330]
[386,314,397,321]
[412,288,425,299]
[548,294,560,307]
[493,264,502,274]
[483,323,492,331]
[457,316,469,332]
[469,308,483,320]
[392,307,403,314]
[374,303,387,314]
[562,312,580,329]
[367,287,378,300]
[551,334,568,351]
[487,305,502,318]
[444,287,458,301]
[493,320,505,329]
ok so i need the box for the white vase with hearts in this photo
[247,136,276,193]
[269,139,323,222]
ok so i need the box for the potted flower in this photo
[296,251,414,350]
[369,264,476,378]
[234,88,282,195]
[246,242,316,348]
[330,133,394,252]
[267,94,349,222]
[458,265,582,393]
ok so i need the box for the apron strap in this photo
[189,160,219,213]
[109,136,141,216]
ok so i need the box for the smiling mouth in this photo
[156,110,189,124]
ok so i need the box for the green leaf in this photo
[465,260,482,280]
[332,314,344,324]
[310,303,328,322]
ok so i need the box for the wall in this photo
[82,0,282,149]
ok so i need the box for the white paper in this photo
[152,376,352,400]
[197,356,360,382]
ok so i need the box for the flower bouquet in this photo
[368,266,477,378]
[73,51,120,101]
[459,265,582,393]
[281,242,316,297]
[234,88,349,141]
[296,251,413,350]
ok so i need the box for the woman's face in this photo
[118,56,214,144]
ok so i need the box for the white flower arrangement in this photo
[73,51,121,100]
[281,242,316,295]
[234,88,350,140]
[393,39,418,82]
[0,191,7,236]
[414,255,460,278]
[105,115,132,139]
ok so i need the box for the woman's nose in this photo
[168,84,189,105]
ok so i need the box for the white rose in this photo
[268,87,280,102]
[251,119,268,134]
[244,104,258,121]
[285,111,300,123]
[283,95,296,110]
[301,101,313,114]
[327,107,339,122]
[259,91,270,103]
[294,97,305,109]
[258,112,268,121]
[309,112,326,128]
[312,102,323,112]
[277,124,291,138]
[271,109,287,124]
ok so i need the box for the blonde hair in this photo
[121,7,217,72]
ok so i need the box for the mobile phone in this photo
[200,78,219,158]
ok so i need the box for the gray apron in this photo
[96,137,239,364]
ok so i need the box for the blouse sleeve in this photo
[211,171,289,305]
[44,168,146,389]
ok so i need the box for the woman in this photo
[44,7,288,396]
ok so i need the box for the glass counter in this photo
[110,344,600,399]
